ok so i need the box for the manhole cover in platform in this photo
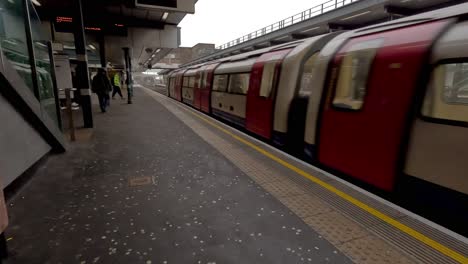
[128,176,152,187]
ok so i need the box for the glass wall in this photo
[0,0,59,127]
[0,0,34,92]
[27,0,58,126]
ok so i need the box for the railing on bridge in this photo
[216,0,360,50]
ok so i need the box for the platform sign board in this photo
[135,0,195,13]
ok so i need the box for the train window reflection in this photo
[422,63,468,123]
[229,73,250,94]
[333,39,382,110]
[213,74,228,92]
[260,62,276,97]
[183,77,189,87]
[442,63,468,104]
[299,53,318,96]
[188,76,196,88]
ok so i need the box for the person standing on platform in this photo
[91,68,112,113]
[112,71,124,100]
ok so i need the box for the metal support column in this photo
[123,47,133,104]
[73,0,93,128]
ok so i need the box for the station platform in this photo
[4,85,467,264]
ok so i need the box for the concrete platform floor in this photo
[4,88,351,263]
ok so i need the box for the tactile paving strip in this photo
[279,194,333,219]
[303,211,369,245]
[339,235,415,264]
[143,88,467,264]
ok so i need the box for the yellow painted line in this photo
[167,97,468,264]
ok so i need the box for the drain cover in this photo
[128,176,152,186]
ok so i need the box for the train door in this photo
[193,69,203,109]
[317,20,449,191]
[175,70,187,101]
[201,63,219,113]
[168,76,175,98]
[246,49,291,139]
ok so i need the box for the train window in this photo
[259,61,276,97]
[229,73,250,95]
[422,62,468,123]
[183,77,189,87]
[298,53,318,96]
[188,76,196,88]
[333,39,382,110]
[213,74,228,92]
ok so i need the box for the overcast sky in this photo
[178,0,324,47]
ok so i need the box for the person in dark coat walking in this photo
[92,68,112,113]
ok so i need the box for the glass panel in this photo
[442,63,468,104]
[183,76,189,87]
[0,0,34,92]
[28,0,58,125]
[422,63,468,123]
[259,62,276,97]
[188,76,196,88]
[333,39,382,110]
[228,73,250,94]
[213,74,228,92]
[299,53,318,95]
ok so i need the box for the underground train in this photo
[166,3,468,231]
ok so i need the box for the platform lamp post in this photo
[123,47,133,104]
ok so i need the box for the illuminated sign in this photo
[56,16,73,23]
[85,27,102,31]
[53,16,126,36]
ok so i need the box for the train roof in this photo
[178,32,342,73]
[214,57,257,74]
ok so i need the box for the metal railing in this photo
[216,0,360,50]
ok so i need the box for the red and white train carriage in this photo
[166,3,468,233]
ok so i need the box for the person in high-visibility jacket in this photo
[112,71,124,99]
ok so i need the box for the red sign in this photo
[85,27,102,31]
[56,16,73,23]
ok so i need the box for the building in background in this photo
[152,43,216,69]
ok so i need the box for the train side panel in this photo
[273,33,341,149]
[405,21,468,195]
[317,20,449,191]
[211,92,247,126]
[246,49,291,139]
[201,63,219,113]
[193,68,203,109]
[182,69,198,106]
[210,59,256,126]
[303,32,353,158]
[174,70,186,101]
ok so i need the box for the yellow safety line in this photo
[166,97,468,264]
